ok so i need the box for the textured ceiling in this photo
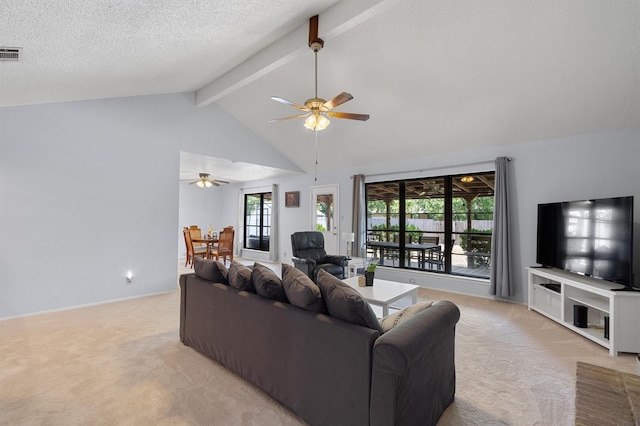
[2,0,639,178]
[0,0,339,106]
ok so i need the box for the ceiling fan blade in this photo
[213,180,229,184]
[323,92,353,110]
[268,113,310,122]
[270,97,308,111]
[327,111,370,121]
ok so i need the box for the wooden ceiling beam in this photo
[478,175,494,190]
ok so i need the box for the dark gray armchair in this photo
[291,231,347,281]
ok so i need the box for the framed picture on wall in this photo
[285,191,300,208]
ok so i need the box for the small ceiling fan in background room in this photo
[184,173,229,188]
[269,15,370,131]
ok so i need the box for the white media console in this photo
[527,267,640,356]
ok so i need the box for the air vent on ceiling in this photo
[0,47,22,62]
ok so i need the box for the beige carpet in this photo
[575,361,640,426]
[1,262,637,425]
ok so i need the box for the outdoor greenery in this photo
[370,223,422,242]
[367,196,494,221]
[459,228,493,251]
[316,201,333,234]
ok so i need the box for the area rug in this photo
[575,361,640,425]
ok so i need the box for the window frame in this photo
[365,171,495,279]
[243,192,271,252]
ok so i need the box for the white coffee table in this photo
[345,257,367,278]
[343,277,419,317]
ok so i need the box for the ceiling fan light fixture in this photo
[196,180,205,188]
[269,15,368,131]
[461,176,475,183]
[304,112,330,131]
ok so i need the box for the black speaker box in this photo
[573,305,588,328]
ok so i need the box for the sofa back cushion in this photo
[252,262,288,302]
[193,257,228,284]
[228,261,255,293]
[281,264,326,313]
[316,270,383,334]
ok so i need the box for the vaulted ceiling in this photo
[3,0,639,178]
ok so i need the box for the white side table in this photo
[346,257,367,278]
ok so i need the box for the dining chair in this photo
[420,236,444,270]
[212,226,234,264]
[184,227,207,267]
[189,225,206,249]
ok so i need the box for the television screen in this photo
[536,196,634,286]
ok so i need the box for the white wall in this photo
[177,181,225,258]
[2,90,637,318]
[0,93,301,318]
[220,128,640,304]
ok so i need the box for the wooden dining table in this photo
[192,237,218,259]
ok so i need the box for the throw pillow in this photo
[193,257,228,284]
[252,262,288,303]
[228,261,255,293]
[316,270,383,334]
[380,301,434,333]
[281,264,326,313]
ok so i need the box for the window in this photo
[244,192,271,251]
[366,172,495,279]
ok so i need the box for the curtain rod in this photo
[240,184,273,191]
[359,157,512,179]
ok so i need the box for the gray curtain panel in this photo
[269,184,279,262]
[351,174,366,258]
[490,157,512,297]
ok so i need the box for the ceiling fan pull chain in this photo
[314,130,318,182]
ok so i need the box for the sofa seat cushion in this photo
[252,262,288,302]
[228,261,255,293]
[281,264,326,313]
[193,257,228,284]
[380,301,433,333]
[316,270,383,334]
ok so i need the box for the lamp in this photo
[461,176,474,183]
[304,112,330,131]
[196,180,213,188]
[343,232,355,259]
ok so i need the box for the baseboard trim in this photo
[0,289,176,321]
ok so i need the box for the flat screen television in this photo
[536,196,634,288]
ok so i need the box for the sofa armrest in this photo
[179,273,196,344]
[370,300,461,426]
[325,254,347,267]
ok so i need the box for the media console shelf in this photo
[527,267,640,356]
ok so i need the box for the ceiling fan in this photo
[188,173,229,188]
[269,15,370,131]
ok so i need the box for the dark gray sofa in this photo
[180,272,460,426]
